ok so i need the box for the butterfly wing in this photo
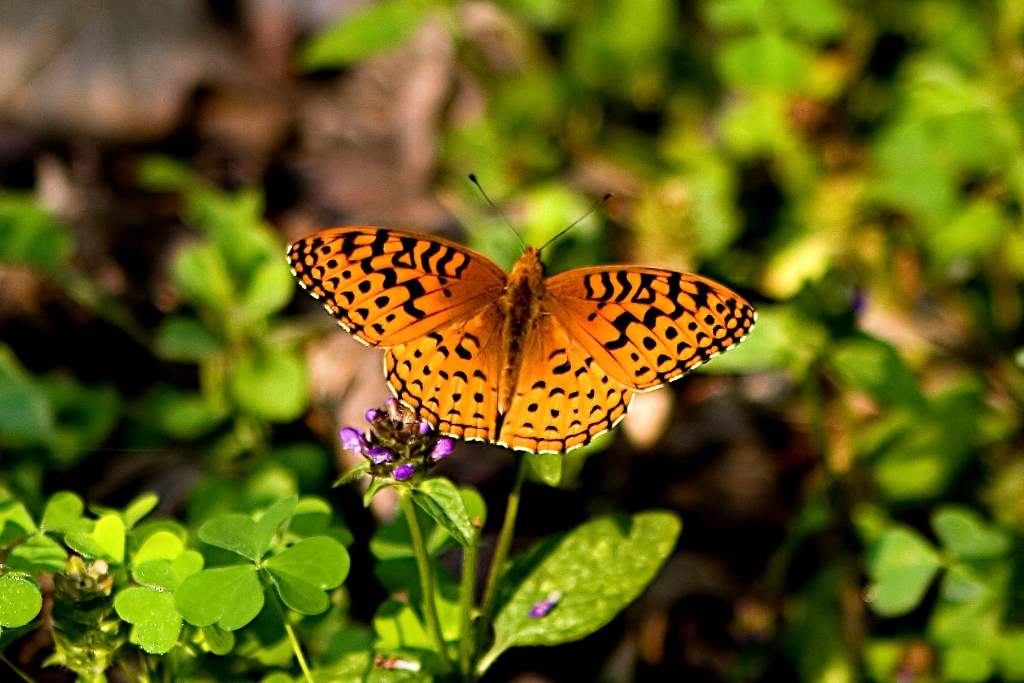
[385,304,504,442]
[497,312,633,453]
[545,267,756,391]
[289,227,507,347]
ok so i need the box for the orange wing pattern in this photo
[546,267,756,391]
[498,312,633,454]
[288,227,506,346]
[385,305,504,443]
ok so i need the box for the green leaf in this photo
[265,536,350,614]
[174,242,235,311]
[123,493,159,528]
[940,563,987,603]
[289,497,333,537]
[484,512,681,669]
[932,507,1009,560]
[524,453,563,487]
[0,197,73,273]
[155,317,223,362]
[229,344,309,422]
[830,336,925,408]
[412,478,475,547]
[0,345,55,447]
[175,565,265,631]
[148,387,228,440]
[133,531,185,564]
[866,527,941,616]
[240,259,294,322]
[198,496,297,561]
[200,624,236,655]
[0,499,36,535]
[718,34,811,91]
[65,514,126,564]
[114,587,182,654]
[134,551,204,591]
[334,460,371,487]
[371,505,451,561]
[943,647,993,683]
[7,534,67,574]
[41,491,86,533]
[300,0,432,70]
[0,574,42,628]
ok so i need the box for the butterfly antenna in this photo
[468,174,525,252]
[538,193,611,254]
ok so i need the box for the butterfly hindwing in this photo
[545,267,755,391]
[498,312,633,454]
[289,227,507,347]
[385,304,504,442]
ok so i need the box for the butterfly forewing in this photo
[288,227,507,346]
[498,313,633,453]
[385,304,504,443]
[546,267,756,391]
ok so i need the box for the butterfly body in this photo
[289,226,755,454]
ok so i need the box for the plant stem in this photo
[0,654,39,683]
[399,489,453,674]
[283,619,315,683]
[475,456,528,661]
[458,528,479,681]
[267,588,315,683]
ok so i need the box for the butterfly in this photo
[288,227,755,454]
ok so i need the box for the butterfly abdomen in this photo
[497,248,547,415]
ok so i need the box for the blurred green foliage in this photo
[1,0,1024,681]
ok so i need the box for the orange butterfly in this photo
[289,227,755,453]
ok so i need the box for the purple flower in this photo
[340,427,365,453]
[393,464,415,481]
[430,437,454,462]
[418,420,432,435]
[366,446,394,464]
[529,591,562,619]
[365,408,378,422]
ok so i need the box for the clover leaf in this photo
[115,587,182,654]
[175,564,264,631]
[0,574,43,634]
[65,513,126,564]
[198,496,297,561]
[866,527,941,616]
[932,507,1009,560]
[265,536,350,615]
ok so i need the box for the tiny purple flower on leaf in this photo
[393,464,415,481]
[340,427,364,453]
[431,437,454,461]
[528,591,562,619]
[365,408,378,422]
[418,420,431,435]
[366,447,393,464]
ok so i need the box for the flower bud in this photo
[431,437,454,462]
[393,464,415,481]
[340,427,364,453]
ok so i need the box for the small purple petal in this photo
[430,437,454,461]
[393,464,415,481]
[529,601,554,619]
[385,398,400,419]
[366,447,393,464]
[528,591,561,619]
[340,427,364,452]
[418,420,432,435]
[365,408,378,422]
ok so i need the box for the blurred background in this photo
[2,0,1024,681]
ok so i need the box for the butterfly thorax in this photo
[497,247,547,414]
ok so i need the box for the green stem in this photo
[1,654,39,683]
[475,457,528,662]
[458,528,480,681]
[283,620,315,683]
[399,489,453,674]
[267,588,315,683]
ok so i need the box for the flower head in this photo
[336,400,457,485]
